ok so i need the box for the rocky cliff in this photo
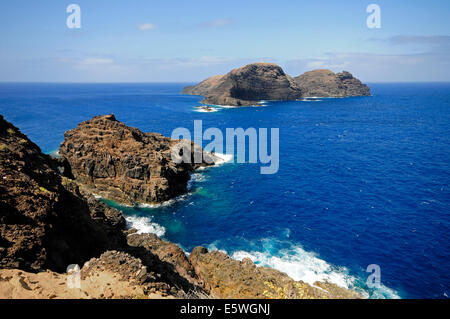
[0,114,205,297]
[59,114,217,206]
[0,115,127,273]
[0,114,363,299]
[294,69,371,97]
[182,63,370,106]
[182,63,302,106]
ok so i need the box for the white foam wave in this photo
[207,239,401,299]
[213,152,234,166]
[137,193,190,208]
[206,242,228,255]
[125,215,166,237]
[194,106,219,113]
[187,172,207,190]
[211,104,239,108]
[190,172,206,183]
[367,284,401,299]
[231,246,353,289]
[48,149,60,158]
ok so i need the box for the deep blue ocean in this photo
[0,82,449,299]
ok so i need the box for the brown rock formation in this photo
[0,251,176,299]
[182,63,370,106]
[294,69,371,97]
[59,114,217,206]
[0,115,203,297]
[181,74,225,96]
[0,115,127,273]
[189,247,362,299]
[126,232,202,292]
[80,250,177,297]
[1,114,363,299]
[182,63,302,106]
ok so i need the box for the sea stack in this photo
[59,114,218,206]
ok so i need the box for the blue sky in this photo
[0,0,449,82]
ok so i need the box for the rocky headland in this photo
[0,114,362,299]
[59,114,218,206]
[182,62,370,106]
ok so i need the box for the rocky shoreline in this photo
[0,114,363,299]
[59,114,220,206]
[182,62,370,106]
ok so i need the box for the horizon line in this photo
[1,81,450,84]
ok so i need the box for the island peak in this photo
[182,62,302,106]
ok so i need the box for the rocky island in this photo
[182,63,302,106]
[182,62,370,106]
[59,114,218,206]
[0,114,362,299]
[294,69,371,98]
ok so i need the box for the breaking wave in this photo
[213,152,234,166]
[208,238,401,299]
[125,215,166,237]
[194,106,219,113]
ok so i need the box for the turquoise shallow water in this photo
[0,82,449,298]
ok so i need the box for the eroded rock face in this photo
[125,232,207,297]
[294,69,371,97]
[59,114,216,206]
[183,63,302,106]
[189,247,362,299]
[0,115,127,273]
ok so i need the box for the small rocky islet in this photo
[0,114,363,299]
[182,62,370,106]
[59,114,219,206]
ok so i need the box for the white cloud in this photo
[138,23,157,31]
